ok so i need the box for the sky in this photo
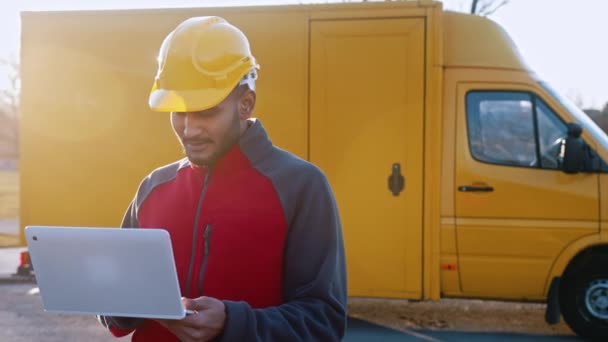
[0,0,606,109]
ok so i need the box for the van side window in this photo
[466,92,537,167]
[466,91,567,169]
[535,98,568,169]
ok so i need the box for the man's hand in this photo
[156,296,227,342]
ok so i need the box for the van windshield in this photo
[539,81,608,149]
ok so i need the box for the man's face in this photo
[171,87,252,167]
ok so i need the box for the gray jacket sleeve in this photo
[219,169,348,341]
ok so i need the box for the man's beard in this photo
[184,120,241,167]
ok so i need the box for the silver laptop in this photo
[25,225,190,319]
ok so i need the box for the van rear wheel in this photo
[560,253,608,341]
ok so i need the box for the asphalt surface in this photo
[0,283,584,342]
[0,283,112,341]
[0,242,584,342]
[0,246,25,279]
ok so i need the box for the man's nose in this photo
[183,112,204,138]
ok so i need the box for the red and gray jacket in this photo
[98,119,347,341]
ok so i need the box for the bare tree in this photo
[0,56,20,162]
[587,104,608,135]
[471,0,509,16]
[565,89,588,110]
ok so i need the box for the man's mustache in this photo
[182,138,213,145]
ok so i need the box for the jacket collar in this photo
[189,118,272,177]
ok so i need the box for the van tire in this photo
[560,252,608,341]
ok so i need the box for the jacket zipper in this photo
[185,171,211,298]
[197,224,213,295]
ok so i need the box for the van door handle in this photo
[458,185,494,192]
[388,163,405,196]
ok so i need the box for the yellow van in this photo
[19,1,608,339]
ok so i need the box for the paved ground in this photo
[0,246,26,278]
[348,296,576,337]
[345,318,580,342]
[0,283,113,341]
[0,237,584,342]
[0,282,583,342]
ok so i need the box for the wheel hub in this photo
[585,279,608,320]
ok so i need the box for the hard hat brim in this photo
[148,85,235,113]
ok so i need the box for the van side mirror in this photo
[561,123,584,174]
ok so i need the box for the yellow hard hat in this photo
[149,16,259,112]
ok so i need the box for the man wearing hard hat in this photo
[97,16,347,342]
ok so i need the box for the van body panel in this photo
[453,81,599,299]
[18,1,608,317]
[443,12,530,70]
[310,17,426,299]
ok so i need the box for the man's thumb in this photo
[181,297,198,310]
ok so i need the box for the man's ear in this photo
[239,89,256,119]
